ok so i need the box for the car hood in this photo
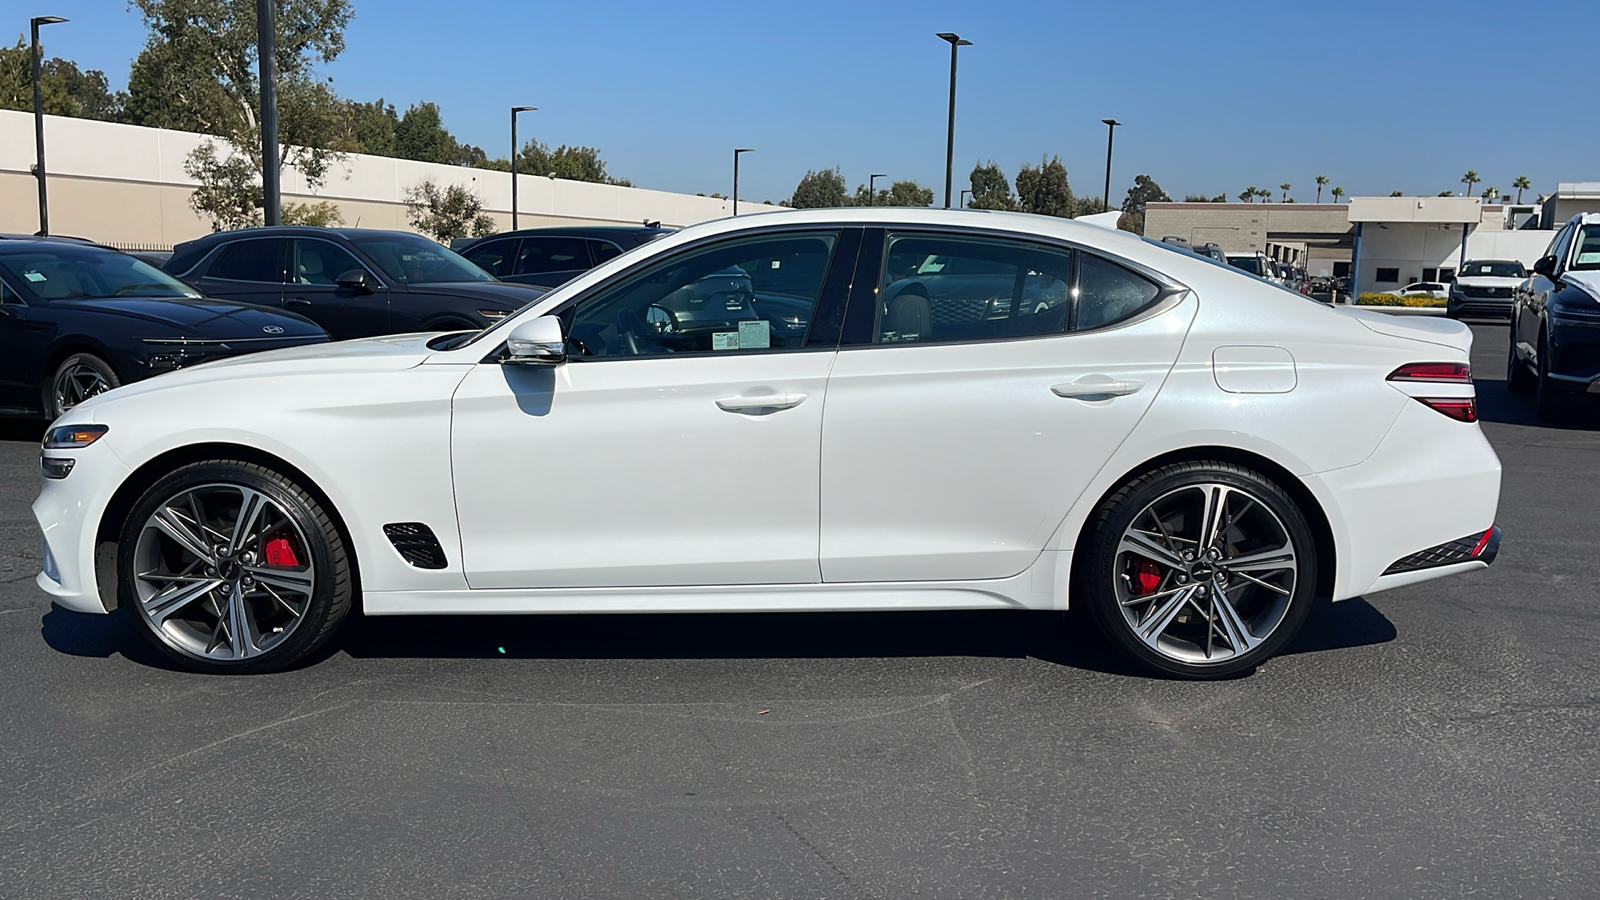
[49,296,324,338]
[1559,271,1600,303]
[405,281,547,306]
[1454,276,1522,288]
[1339,308,1474,353]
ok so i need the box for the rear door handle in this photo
[1051,378,1144,401]
[286,298,312,307]
[715,392,807,413]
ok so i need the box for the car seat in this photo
[883,291,931,341]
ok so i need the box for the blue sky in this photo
[20,0,1598,205]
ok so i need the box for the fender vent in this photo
[383,523,448,569]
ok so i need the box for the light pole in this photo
[936,32,971,209]
[30,15,68,236]
[868,173,886,206]
[510,106,536,230]
[256,0,281,225]
[732,148,753,216]
[1100,118,1121,213]
[960,188,971,208]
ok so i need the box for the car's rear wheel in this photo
[46,352,120,419]
[118,460,352,673]
[1506,331,1535,395]
[1076,462,1318,679]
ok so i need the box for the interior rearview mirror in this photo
[336,269,368,290]
[1532,255,1557,278]
[504,316,566,366]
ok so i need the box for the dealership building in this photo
[0,109,775,250]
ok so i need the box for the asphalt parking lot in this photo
[1,322,1595,899]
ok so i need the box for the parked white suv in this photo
[1448,259,1526,319]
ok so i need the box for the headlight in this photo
[44,424,109,449]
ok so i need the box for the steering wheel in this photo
[617,307,649,355]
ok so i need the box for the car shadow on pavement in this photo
[40,597,1396,679]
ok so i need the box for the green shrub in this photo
[1355,292,1445,308]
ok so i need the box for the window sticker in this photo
[737,319,770,349]
[1577,252,1600,266]
[712,331,740,351]
[24,271,47,282]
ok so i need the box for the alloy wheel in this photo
[53,362,111,413]
[1113,483,1298,665]
[131,483,316,662]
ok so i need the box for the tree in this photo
[1256,187,1273,203]
[1482,186,1500,200]
[0,40,126,120]
[1461,170,1479,197]
[126,0,355,226]
[1315,174,1329,202]
[1280,182,1292,202]
[344,98,398,156]
[967,161,1017,210]
[393,101,460,164]
[853,179,934,208]
[1239,186,1258,203]
[1331,186,1345,202]
[788,168,850,208]
[403,178,494,242]
[1015,156,1075,217]
[1118,174,1170,235]
[1184,193,1226,202]
[1438,190,1454,197]
[1390,190,1404,197]
[1512,175,1531,204]
[182,140,343,230]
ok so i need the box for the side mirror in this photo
[336,269,369,290]
[1532,256,1557,278]
[504,316,566,366]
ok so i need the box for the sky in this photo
[17,0,1600,206]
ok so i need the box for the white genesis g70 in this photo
[34,209,1502,678]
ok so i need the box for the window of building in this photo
[1375,267,1399,283]
[1422,268,1438,282]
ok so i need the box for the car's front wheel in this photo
[118,460,353,673]
[1075,462,1318,679]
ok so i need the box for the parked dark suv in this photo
[456,225,674,290]
[164,227,547,340]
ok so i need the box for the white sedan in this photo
[34,208,1503,679]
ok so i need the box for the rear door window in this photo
[514,237,593,277]
[206,239,288,283]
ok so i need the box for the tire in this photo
[1506,331,1535,395]
[1074,461,1318,679]
[46,352,121,420]
[118,460,353,674]
[1534,331,1569,422]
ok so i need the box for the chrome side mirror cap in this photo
[504,316,566,365]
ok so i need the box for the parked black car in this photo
[0,238,327,419]
[1509,213,1600,420]
[456,225,674,290]
[164,227,547,341]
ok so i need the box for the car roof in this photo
[173,226,424,248]
[1570,213,1600,226]
[480,225,673,240]
[0,238,119,255]
[0,233,104,247]
[1459,259,1524,265]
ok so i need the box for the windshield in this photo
[1460,261,1527,278]
[1571,226,1600,271]
[0,246,201,300]
[346,233,496,284]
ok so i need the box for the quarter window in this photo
[1077,254,1162,329]
[872,234,1072,344]
[0,277,21,304]
[207,239,287,283]
[562,231,838,358]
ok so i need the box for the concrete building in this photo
[1347,196,1555,293]
[1539,182,1600,229]
[1142,202,1353,276]
[0,109,778,249]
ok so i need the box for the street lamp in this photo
[936,32,972,209]
[256,0,279,225]
[868,173,886,206]
[960,188,971,208]
[510,106,536,230]
[1100,118,1122,213]
[732,148,754,216]
[30,15,68,236]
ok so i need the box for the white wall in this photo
[1356,222,1554,290]
[0,109,785,246]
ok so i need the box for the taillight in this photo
[1414,397,1477,422]
[1388,362,1472,383]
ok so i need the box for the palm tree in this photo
[1315,174,1329,202]
[1331,186,1345,203]
[1482,186,1500,201]
[1280,182,1292,201]
[1461,170,1479,196]
[1512,175,1532,204]
[1240,187,1258,203]
[1257,187,1273,203]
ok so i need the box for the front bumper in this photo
[33,440,131,614]
[1447,295,1513,318]
[1547,313,1600,390]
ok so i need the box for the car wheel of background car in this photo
[46,352,121,420]
[1534,332,1569,422]
[1075,461,1318,679]
[1505,332,1535,395]
[118,460,353,674]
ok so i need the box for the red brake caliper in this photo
[264,535,300,567]
[1131,558,1162,595]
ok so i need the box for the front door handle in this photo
[1051,378,1144,401]
[287,297,312,308]
[715,392,807,413]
